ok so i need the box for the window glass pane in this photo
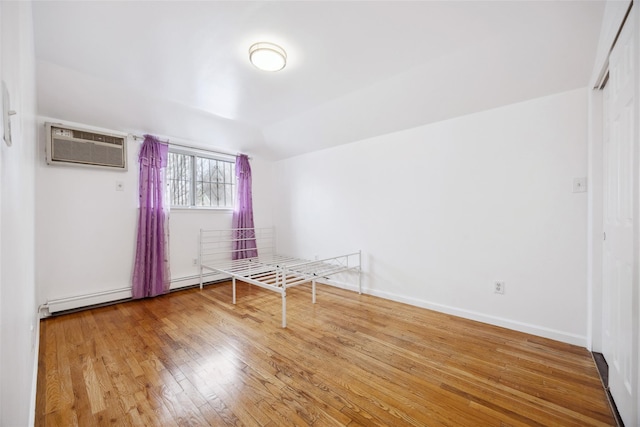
[169,151,235,209]
[213,183,222,206]
[207,160,214,181]
[195,157,207,182]
[195,182,203,205]
[215,162,224,182]
[207,183,218,206]
[167,152,192,206]
[206,158,214,182]
[195,157,202,182]
[227,163,235,208]
[224,162,233,183]
[196,182,213,207]
[196,158,212,207]
[224,184,234,208]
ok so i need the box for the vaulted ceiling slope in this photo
[33,1,605,160]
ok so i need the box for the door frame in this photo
[588,0,635,352]
[587,2,638,426]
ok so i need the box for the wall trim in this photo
[169,272,226,290]
[43,276,585,347]
[322,281,587,347]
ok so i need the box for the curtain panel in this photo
[132,135,171,298]
[232,154,258,259]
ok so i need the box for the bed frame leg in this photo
[282,290,287,328]
[312,280,316,304]
[232,277,236,304]
[199,230,203,290]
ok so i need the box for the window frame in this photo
[167,146,236,211]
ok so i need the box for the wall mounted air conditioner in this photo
[46,122,127,170]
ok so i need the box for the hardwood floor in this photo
[35,281,615,426]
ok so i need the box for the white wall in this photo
[36,126,273,310]
[0,1,38,425]
[35,123,140,307]
[273,88,589,345]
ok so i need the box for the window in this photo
[167,149,235,209]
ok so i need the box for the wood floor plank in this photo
[35,281,615,426]
[41,321,61,417]
[81,355,107,414]
[53,320,75,406]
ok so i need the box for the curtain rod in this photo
[131,134,247,159]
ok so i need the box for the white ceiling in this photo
[32,1,605,160]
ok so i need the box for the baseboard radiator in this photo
[43,273,227,316]
[44,287,133,315]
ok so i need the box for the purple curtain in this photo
[132,135,171,298]
[232,154,258,260]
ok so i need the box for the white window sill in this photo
[170,206,234,212]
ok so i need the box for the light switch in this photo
[572,177,586,193]
[116,181,124,191]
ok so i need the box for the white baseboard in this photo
[170,278,201,290]
[169,272,227,290]
[321,282,587,347]
[43,278,586,347]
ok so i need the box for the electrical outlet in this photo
[572,177,587,193]
[192,258,198,266]
[494,281,505,294]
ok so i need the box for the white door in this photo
[602,13,638,427]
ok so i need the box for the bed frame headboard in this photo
[199,227,275,268]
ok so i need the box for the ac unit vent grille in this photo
[51,137,125,168]
[46,123,127,170]
[69,130,124,146]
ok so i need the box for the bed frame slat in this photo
[198,227,361,327]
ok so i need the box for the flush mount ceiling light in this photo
[249,42,287,72]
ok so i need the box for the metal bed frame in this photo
[199,227,361,327]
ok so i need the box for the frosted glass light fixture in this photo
[249,42,286,71]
